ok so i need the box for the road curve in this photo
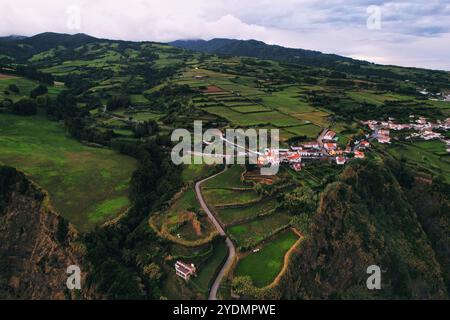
[194,167,236,300]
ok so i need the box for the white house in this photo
[175,261,196,280]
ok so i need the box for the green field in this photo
[261,87,316,114]
[217,198,277,226]
[203,188,260,206]
[228,213,292,248]
[284,123,322,138]
[203,165,248,189]
[0,113,137,231]
[387,140,450,183]
[235,229,299,287]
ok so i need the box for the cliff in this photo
[0,166,87,299]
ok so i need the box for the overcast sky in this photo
[1,0,449,70]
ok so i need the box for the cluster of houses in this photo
[418,88,450,102]
[256,129,372,170]
[362,116,450,152]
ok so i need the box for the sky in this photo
[1,0,449,70]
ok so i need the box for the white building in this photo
[175,261,196,280]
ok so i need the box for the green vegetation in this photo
[1,32,449,300]
[387,140,450,183]
[192,239,228,292]
[228,213,292,249]
[235,230,298,287]
[203,165,247,189]
[203,188,260,206]
[217,198,277,226]
[0,114,137,230]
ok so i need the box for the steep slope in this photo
[170,38,359,67]
[0,166,87,299]
[0,32,98,62]
[281,160,448,299]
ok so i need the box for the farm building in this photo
[175,261,196,280]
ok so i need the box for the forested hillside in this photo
[282,160,449,299]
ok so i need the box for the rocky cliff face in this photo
[0,166,87,299]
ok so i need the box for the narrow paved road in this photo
[194,167,236,300]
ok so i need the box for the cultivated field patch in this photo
[0,114,137,231]
[234,229,299,287]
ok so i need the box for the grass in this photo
[192,239,228,292]
[261,87,316,114]
[204,106,300,128]
[230,105,271,113]
[234,229,298,287]
[284,123,322,138]
[228,213,292,248]
[217,198,277,226]
[0,113,137,231]
[291,110,331,127]
[387,140,450,183]
[181,163,217,183]
[203,165,247,189]
[203,188,260,206]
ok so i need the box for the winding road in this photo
[194,167,236,300]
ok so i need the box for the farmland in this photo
[0,113,137,231]
[234,229,299,288]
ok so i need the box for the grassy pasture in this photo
[0,114,137,231]
[154,188,216,243]
[387,140,450,182]
[228,213,292,248]
[217,198,277,226]
[230,105,272,113]
[262,87,316,114]
[292,110,331,127]
[234,229,298,287]
[203,165,248,189]
[203,188,260,206]
[284,123,322,138]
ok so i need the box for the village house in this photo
[175,261,196,280]
[323,130,337,141]
[336,157,346,165]
[286,153,301,163]
[291,162,302,171]
[359,141,370,149]
[324,142,337,151]
[354,150,365,159]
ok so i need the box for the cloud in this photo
[0,0,449,70]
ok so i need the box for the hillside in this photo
[170,38,355,68]
[281,160,448,299]
[170,38,450,88]
[0,166,89,299]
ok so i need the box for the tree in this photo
[133,120,159,138]
[30,84,48,98]
[106,94,131,111]
[12,98,37,116]
[7,84,19,94]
